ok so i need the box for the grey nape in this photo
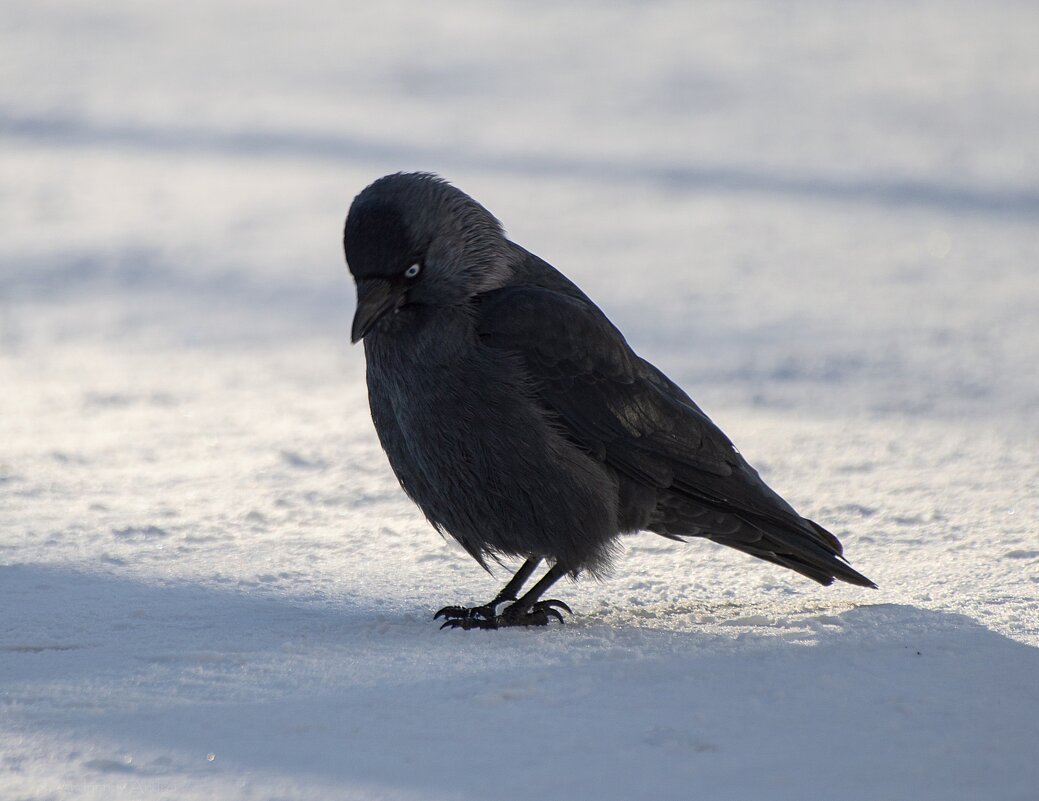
[343,172,875,631]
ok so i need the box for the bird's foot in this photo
[438,600,572,630]
[433,600,507,623]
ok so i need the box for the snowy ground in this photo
[3,2,1039,799]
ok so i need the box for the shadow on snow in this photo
[2,562,1038,801]
[4,110,1039,220]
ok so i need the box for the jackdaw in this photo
[344,172,874,630]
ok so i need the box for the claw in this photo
[538,599,572,615]
[434,603,497,621]
[434,606,465,620]
[543,607,565,624]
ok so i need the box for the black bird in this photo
[345,172,874,630]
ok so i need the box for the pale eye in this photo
[404,262,421,279]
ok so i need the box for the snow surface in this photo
[3,2,1039,799]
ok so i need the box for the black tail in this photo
[721,514,876,588]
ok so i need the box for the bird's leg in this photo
[500,563,572,625]
[434,558,541,623]
[440,563,573,630]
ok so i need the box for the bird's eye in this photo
[404,262,422,279]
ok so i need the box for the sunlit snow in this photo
[2,2,1038,800]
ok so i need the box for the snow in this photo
[2,1,1039,799]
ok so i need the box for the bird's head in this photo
[344,172,511,343]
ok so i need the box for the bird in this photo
[344,172,875,630]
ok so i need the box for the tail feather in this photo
[723,515,876,588]
[649,490,876,588]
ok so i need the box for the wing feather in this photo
[477,285,875,588]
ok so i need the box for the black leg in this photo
[512,562,568,610]
[494,557,542,605]
[434,558,541,623]
[439,562,573,630]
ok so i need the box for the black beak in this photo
[351,279,402,343]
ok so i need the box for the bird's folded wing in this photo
[477,286,878,587]
[477,286,745,493]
